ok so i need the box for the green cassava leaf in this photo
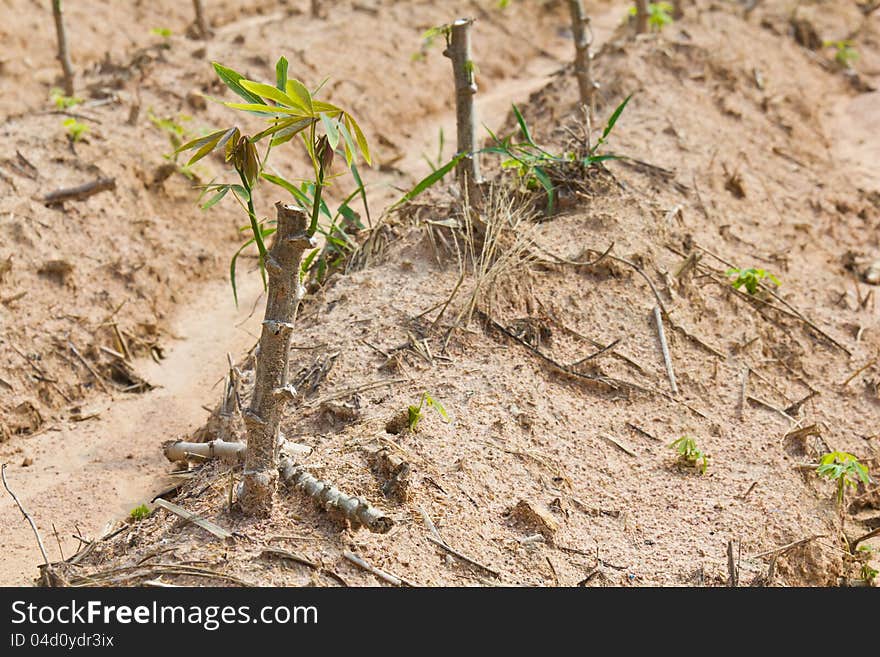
[285,79,314,113]
[275,56,289,92]
[212,62,265,105]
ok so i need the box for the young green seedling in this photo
[50,87,81,109]
[150,27,173,39]
[129,504,151,521]
[63,117,88,142]
[816,451,871,507]
[421,127,447,178]
[824,40,859,69]
[726,267,780,295]
[407,391,448,432]
[630,2,673,32]
[670,436,708,474]
[150,111,198,181]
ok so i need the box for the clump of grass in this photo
[63,117,88,142]
[816,451,870,507]
[483,96,631,214]
[407,391,448,432]
[129,504,151,522]
[726,267,780,295]
[670,436,708,474]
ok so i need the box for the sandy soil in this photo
[1,0,879,587]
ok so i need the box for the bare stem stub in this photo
[239,203,313,517]
[191,0,212,39]
[444,18,482,204]
[51,0,75,96]
[567,0,598,117]
[635,0,648,34]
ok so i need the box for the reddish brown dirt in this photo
[2,0,879,587]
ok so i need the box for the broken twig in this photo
[654,305,678,395]
[43,177,116,204]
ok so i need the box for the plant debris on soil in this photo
[1,0,879,587]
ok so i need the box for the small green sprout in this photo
[407,391,448,432]
[150,27,173,39]
[726,267,780,295]
[63,117,88,142]
[824,40,859,69]
[50,87,82,109]
[148,110,191,150]
[816,451,871,507]
[129,504,151,522]
[670,436,708,474]
[629,2,675,31]
[421,127,446,178]
[861,563,878,585]
[412,24,451,61]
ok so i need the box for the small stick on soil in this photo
[784,391,818,417]
[154,498,234,541]
[654,306,678,395]
[68,341,110,392]
[726,540,739,587]
[627,422,660,441]
[568,338,621,368]
[51,0,75,96]
[747,395,796,424]
[850,527,880,553]
[749,534,825,560]
[736,481,758,500]
[611,254,668,314]
[426,534,500,579]
[669,322,726,360]
[2,464,64,585]
[305,377,407,407]
[840,357,877,386]
[261,548,318,570]
[43,177,116,205]
[738,366,749,421]
[343,551,414,587]
[418,505,444,543]
[599,432,637,457]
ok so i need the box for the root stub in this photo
[279,456,394,533]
